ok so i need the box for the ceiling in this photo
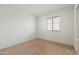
[0,4,74,16]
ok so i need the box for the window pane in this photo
[53,17,60,30]
[47,18,52,30]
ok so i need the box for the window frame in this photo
[46,16,61,32]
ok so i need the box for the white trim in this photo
[74,4,79,55]
[0,36,36,49]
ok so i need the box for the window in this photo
[47,16,60,31]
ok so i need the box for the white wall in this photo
[76,5,79,54]
[0,5,74,49]
[74,4,79,54]
[38,6,74,46]
[0,6,36,49]
[76,5,79,39]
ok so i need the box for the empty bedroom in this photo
[0,4,79,55]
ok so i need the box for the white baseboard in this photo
[0,36,36,49]
[74,39,79,55]
[38,36,74,47]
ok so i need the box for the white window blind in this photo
[47,16,60,31]
[47,18,53,30]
